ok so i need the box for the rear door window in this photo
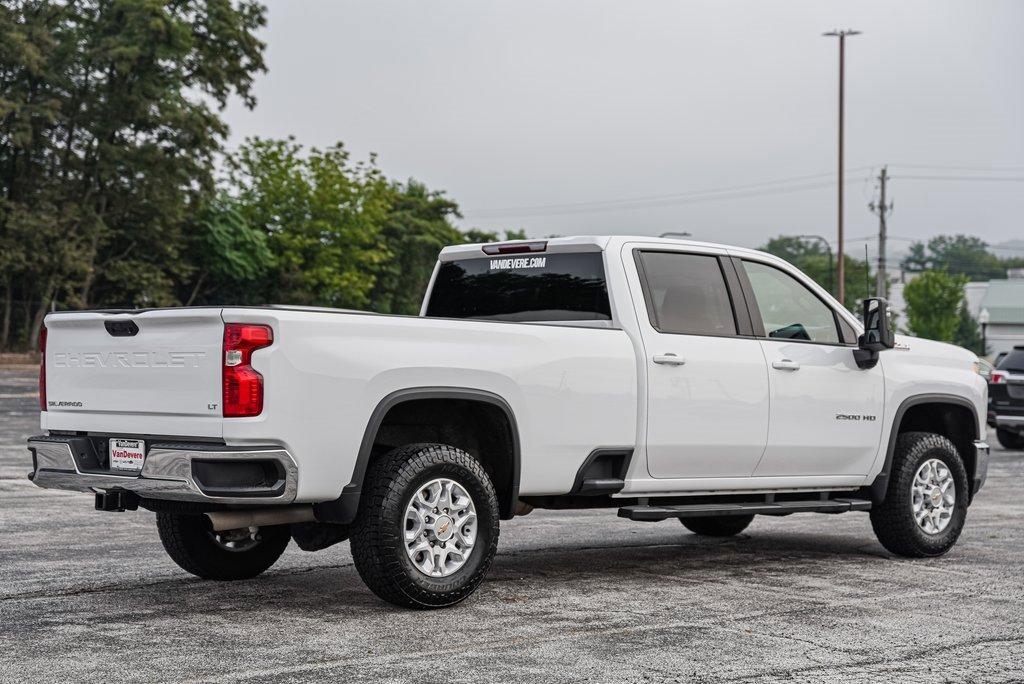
[425,252,612,323]
[636,251,738,336]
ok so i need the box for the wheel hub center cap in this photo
[929,489,942,506]
[434,515,454,541]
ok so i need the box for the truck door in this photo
[627,247,770,479]
[736,258,885,477]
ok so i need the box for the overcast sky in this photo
[223,0,1024,256]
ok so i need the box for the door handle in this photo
[653,353,686,366]
[772,359,800,371]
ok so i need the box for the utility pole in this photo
[869,166,894,299]
[823,29,861,306]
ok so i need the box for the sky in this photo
[223,0,1024,258]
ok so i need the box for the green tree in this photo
[902,235,1008,281]
[227,137,392,309]
[953,302,985,355]
[368,180,462,315]
[903,271,967,342]
[462,227,527,243]
[760,235,871,311]
[0,0,266,349]
[180,195,274,305]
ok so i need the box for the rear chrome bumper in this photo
[994,415,1024,429]
[27,436,298,504]
[973,439,990,498]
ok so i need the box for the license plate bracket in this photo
[109,438,146,472]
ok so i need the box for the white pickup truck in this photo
[29,236,989,608]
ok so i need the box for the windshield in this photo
[425,252,611,323]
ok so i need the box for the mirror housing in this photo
[854,297,895,369]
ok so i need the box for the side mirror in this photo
[854,297,894,369]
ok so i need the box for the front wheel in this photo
[156,512,290,580]
[870,432,969,558]
[350,443,500,609]
[996,428,1024,451]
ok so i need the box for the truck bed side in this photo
[222,308,638,501]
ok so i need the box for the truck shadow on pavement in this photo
[90,528,892,616]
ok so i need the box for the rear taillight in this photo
[991,371,1007,384]
[222,323,273,418]
[38,325,47,412]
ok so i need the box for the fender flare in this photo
[868,393,979,502]
[313,387,521,523]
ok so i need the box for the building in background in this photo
[979,279,1024,357]
[886,269,1024,357]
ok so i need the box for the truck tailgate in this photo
[42,309,225,438]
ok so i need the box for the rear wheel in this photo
[156,512,290,580]
[870,432,968,558]
[996,428,1024,450]
[681,514,754,537]
[350,443,500,609]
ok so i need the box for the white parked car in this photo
[29,236,989,608]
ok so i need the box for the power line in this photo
[848,234,1024,251]
[468,179,871,219]
[892,175,1024,182]
[464,167,875,217]
[463,163,1023,219]
[890,163,1024,173]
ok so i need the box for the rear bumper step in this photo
[27,436,298,504]
[618,498,872,521]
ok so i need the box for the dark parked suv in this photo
[989,345,1024,450]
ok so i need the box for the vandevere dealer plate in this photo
[109,438,145,472]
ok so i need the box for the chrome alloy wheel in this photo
[911,458,956,535]
[404,478,478,577]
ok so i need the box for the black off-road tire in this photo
[156,512,290,580]
[870,432,969,558]
[681,514,754,537]
[996,428,1024,451]
[350,443,500,609]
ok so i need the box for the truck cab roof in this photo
[438,235,772,261]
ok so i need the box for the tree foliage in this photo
[181,194,274,306]
[903,270,968,343]
[0,0,266,349]
[226,137,392,309]
[215,138,525,316]
[953,301,984,355]
[902,234,1023,281]
[759,235,871,311]
[2,3,527,349]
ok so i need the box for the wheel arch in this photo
[869,393,980,503]
[314,387,521,524]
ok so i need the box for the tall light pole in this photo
[823,29,860,307]
[979,308,990,358]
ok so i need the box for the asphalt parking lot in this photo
[1,367,1022,683]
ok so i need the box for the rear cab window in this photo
[425,251,613,325]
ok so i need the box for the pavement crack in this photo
[709,635,1024,683]
[0,561,355,603]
